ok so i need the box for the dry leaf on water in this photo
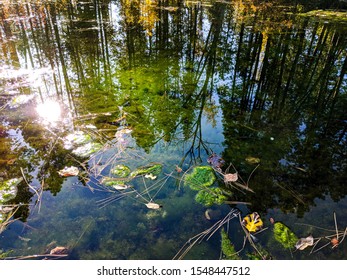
[50,246,68,255]
[295,235,314,250]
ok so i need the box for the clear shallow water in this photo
[0,0,346,260]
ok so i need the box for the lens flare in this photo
[36,100,62,126]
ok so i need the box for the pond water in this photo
[0,0,346,260]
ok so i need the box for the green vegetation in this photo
[195,188,227,207]
[300,10,347,22]
[221,228,240,260]
[130,163,163,177]
[111,165,131,177]
[72,142,103,158]
[273,222,298,249]
[184,166,216,191]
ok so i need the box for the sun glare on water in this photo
[36,100,62,126]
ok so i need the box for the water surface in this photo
[0,0,346,260]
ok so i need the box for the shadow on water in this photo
[0,0,346,259]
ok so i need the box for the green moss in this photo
[195,188,227,207]
[273,222,298,249]
[130,163,162,177]
[184,166,216,190]
[221,228,240,260]
[111,164,131,177]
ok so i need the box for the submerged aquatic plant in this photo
[195,188,227,207]
[130,163,162,177]
[246,245,272,260]
[221,228,240,260]
[184,166,216,190]
[273,222,298,249]
[72,142,103,158]
[111,164,131,177]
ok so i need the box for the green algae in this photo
[195,188,227,207]
[72,142,102,158]
[100,177,131,188]
[273,222,298,249]
[130,163,162,177]
[64,131,92,148]
[221,228,240,260]
[111,164,131,177]
[184,166,216,190]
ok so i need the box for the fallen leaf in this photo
[50,246,68,255]
[145,202,162,209]
[242,212,263,233]
[295,235,314,250]
[58,166,79,177]
[224,172,238,182]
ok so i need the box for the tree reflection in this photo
[0,0,346,226]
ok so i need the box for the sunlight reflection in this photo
[36,100,62,126]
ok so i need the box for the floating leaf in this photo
[242,212,263,233]
[207,153,225,170]
[145,202,162,209]
[50,246,68,255]
[245,156,261,164]
[58,166,79,177]
[295,235,314,250]
[223,172,238,182]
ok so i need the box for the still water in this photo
[0,0,346,260]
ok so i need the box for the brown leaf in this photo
[50,246,68,255]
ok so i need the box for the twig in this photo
[334,212,339,241]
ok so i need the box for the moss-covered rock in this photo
[184,166,216,190]
[221,228,240,260]
[130,163,162,177]
[111,164,131,177]
[195,188,227,207]
[273,222,298,249]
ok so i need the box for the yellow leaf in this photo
[242,212,263,233]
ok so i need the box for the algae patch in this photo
[130,163,162,177]
[273,222,298,249]
[111,164,131,177]
[184,166,216,190]
[221,228,240,260]
[195,188,227,207]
